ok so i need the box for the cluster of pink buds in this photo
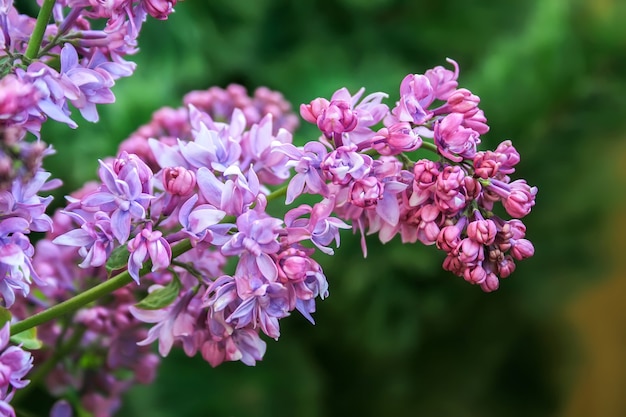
[294,58,536,291]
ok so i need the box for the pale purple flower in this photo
[0,218,40,306]
[393,73,434,125]
[424,58,459,100]
[60,44,115,123]
[52,211,115,268]
[196,165,259,216]
[222,206,283,281]
[201,325,266,367]
[15,63,79,129]
[320,145,373,186]
[0,322,32,414]
[81,160,152,243]
[3,170,57,232]
[280,141,329,204]
[294,269,329,324]
[228,275,290,339]
[283,198,350,255]
[131,290,196,357]
[240,114,293,185]
[178,120,242,172]
[0,74,40,127]
[127,223,171,283]
[177,194,229,245]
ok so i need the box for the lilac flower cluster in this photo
[50,85,336,369]
[293,58,537,291]
[0,323,32,417]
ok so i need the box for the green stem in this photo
[24,0,57,61]
[421,140,438,154]
[266,184,288,202]
[10,239,193,336]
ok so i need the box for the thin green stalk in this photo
[10,239,193,336]
[24,0,57,60]
[10,272,132,336]
[421,140,438,153]
[266,184,288,202]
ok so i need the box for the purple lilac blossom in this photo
[0,322,33,416]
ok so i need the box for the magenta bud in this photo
[142,0,177,19]
[349,176,383,208]
[446,88,480,114]
[300,97,329,124]
[480,272,500,292]
[466,219,497,245]
[463,264,487,284]
[317,100,357,135]
[163,167,196,196]
[510,238,534,260]
[498,256,516,278]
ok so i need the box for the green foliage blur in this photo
[36,0,626,416]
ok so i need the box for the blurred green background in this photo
[36,0,626,416]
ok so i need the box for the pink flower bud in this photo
[437,221,464,252]
[300,97,329,124]
[372,122,421,155]
[446,88,480,114]
[443,253,463,274]
[480,272,500,292]
[462,109,489,135]
[113,151,153,184]
[436,165,466,200]
[510,238,534,260]
[413,159,440,185]
[463,264,487,284]
[502,180,537,218]
[473,151,500,179]
[466,219,497,245]
[497,256,516,278]
[142,0,177,20]
[458,237,485,264]
[494,140,520,174]
[163,167,196,196]
[316,100,358,136]
[349,176,383,208]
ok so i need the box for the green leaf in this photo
[135,278,182,310]
[0,307,11,328]
[106,245,130,275]
[10,328,43,350]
